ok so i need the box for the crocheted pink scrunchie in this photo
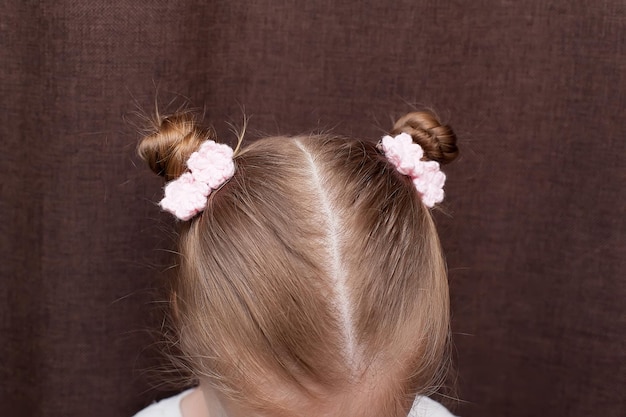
[380,132,446,207]
[159,141,235,220]
[159,133,445,219]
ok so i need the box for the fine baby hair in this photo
[138,110,459,417]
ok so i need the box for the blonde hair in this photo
[139,111,459,417]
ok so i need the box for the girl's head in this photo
[139,111,458,417]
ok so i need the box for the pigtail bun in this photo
[390,111,459,165]
[138,113,210,181]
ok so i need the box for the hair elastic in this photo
[379,133,446,207]
[159,141,235,220]
[159,133,444,220]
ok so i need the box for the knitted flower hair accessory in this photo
[379,132,446,207]
[160,140,235,220]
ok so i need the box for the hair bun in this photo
[138,113,209,181]
[390,111,459,165]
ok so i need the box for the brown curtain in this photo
[1,1,624,416]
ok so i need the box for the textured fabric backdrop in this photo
[1,1,624,416]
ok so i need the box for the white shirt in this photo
[134,389,456,417]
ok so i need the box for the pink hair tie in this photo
[379,133,446,207]
[159,141,235,220]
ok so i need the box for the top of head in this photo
[138,111,458,417]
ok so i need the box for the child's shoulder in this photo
[133,389,193,417]
[132,390,455,417]
[409,396,457,417]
